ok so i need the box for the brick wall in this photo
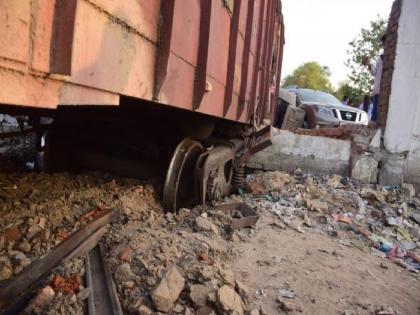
[378,0,402,127]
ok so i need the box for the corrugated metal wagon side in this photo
[0,0,284,124]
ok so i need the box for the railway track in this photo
[86,245,123,315]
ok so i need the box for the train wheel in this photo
[162,138,204,213]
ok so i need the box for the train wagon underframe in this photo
[0,0,285,211]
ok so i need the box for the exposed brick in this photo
[378,0,402,128]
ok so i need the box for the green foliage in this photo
[335,81,361,104]
[282,61,333,93]
[345,16,387,101]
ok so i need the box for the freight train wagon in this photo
[0,0,285,212]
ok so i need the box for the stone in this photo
[194,217,219,236]
[245,171,294,194]
[249,309,260,315]
[17,241,31,253]
[173,304,184,313]
[77,288,91,300]
[190,284,211,307]
[3,226,22,243]
[137,305,152,315]
[402,183,416,198]
[353,134,370,146]
[278,299,294,312]
[369,129,382,152]
[151,266,185,312]
[305,198,329,212]
[351,155,378,184]
[220,268,235,286]
[386,216,402,227]
[235,280,250,302]
[379,155,405,186]
[32,285,56,307]
[0,260,13,281]
[114,263,137,283]
[201,265,217,280]
[197,306,217,315]
[123,280,136,289]
[217,285,244,315]
[410,211,420,225]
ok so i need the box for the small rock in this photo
[190,284,211,307]
[411,211,420,225]
[279,288,295,299]
[293,209,306,220]
[278,299,294,312]
[305,199,329,212]
[201,265,217,280]
[77,288,90,300]
[123,280,136,289]
[386,216,402,227]
[3,226,22,243]
[32,285,56,307]
[283,217,304,233]
[217,285,244,315]
[146,276,156,287]
[17,241,31,253]
[151,266,185,312]
[220,268,235,286]
[195,217,219,236]
[248,309,260,315]
[0,261,13,280]
[402,183,416,198]
[234,280,250,302]
[137,305,152,315]
[114,263,137,283]
[197,306,216,315]
[380,262,389,269]
[173,304,184,313]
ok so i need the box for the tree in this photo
[345,16,387,102]
[282,62,333,93]
[335,81,359,104]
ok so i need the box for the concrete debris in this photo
[189,284,211,307]
[246,171,294,193]
[379,155,405,186]
[137,305,152,315]
[194,216,219,235]
[151,266,185,312]
[217,285,244,315]
[402,183,416,198]
[351,155,378,184]
[1,166,420,314]
[369,129,382,151]
[114,263,138,283]
[76,287,91,301]
[32,285,56,307]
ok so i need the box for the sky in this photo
[281,0,394,88]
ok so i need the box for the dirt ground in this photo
[0,168,419,315]
[233,215,420,315]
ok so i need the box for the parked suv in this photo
[287,88,369,128]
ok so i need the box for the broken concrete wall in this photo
[383,0,420,191]
[247,129,351,176]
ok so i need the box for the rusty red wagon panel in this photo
[0,0,284,125]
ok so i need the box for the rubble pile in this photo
[0,168,419,314]
[243,170,420,272]
[0,172,250,314]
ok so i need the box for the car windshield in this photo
[296,90,341,106]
